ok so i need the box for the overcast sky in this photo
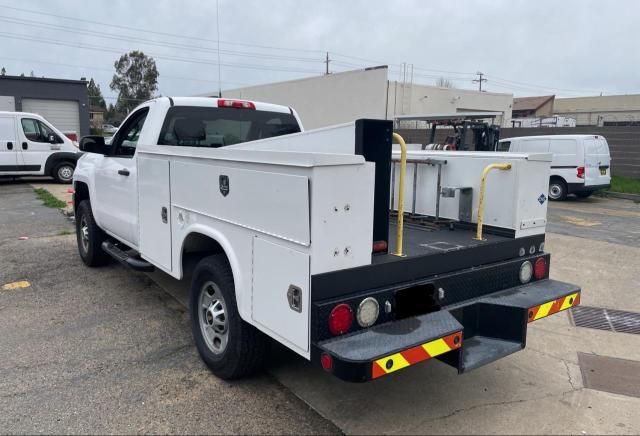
[1,0,637,103]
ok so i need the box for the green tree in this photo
[110,50,159,113]
[87,78,106,109]
[1,67,6,76]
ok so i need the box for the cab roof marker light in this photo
[217,99,256,110]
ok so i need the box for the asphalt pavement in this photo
[1,181,639,435]
[0,182,338,435]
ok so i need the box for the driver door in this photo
[93,108,149,248]
[17,117,60,172]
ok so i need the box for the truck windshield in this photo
[158,106,301,147]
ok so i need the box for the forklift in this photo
[394,112,502,151]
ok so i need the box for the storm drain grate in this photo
[570,306,640,335]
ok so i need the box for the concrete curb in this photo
[603,191,640,202]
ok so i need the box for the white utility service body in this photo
[0,111,80,182]
[73,97,582,383]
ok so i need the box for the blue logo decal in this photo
[538,194,547,204]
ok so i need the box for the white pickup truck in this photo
[74,97,581,382]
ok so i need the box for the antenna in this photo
[216,0,222,97]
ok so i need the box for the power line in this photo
[0,33,323,75]
[473,72,487,92]
[0,4,325,54]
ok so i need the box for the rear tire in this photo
[75,200,110,266]
[548,178,568,201]
[575,191,593,198]
[190,254,269,379]
[53,161,75,184]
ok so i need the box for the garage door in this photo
[0,95,15,111]
[22,98,80,133]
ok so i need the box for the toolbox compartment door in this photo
[252,237,310,357]
[138,155,172,271]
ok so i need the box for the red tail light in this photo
[534,257,547,280]
[217,99,256,109]
[577,166,585,179]
[320,353,333,372]
[329,303,353,336]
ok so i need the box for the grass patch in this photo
[34,188,67,209]
[58,229,73,236]
[610,175,640,195]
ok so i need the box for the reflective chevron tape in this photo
[372,332,462,379]
[528,291,581,323]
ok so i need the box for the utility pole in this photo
[324,52,330,75]
[473,71,487,92]
[216,0,222,97]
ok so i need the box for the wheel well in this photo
[74,181,89,213]
[550,176,566,185]
[44,152,78,176]
[181,233,228,278]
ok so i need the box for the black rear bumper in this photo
[312,279,580,382]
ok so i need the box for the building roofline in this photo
[0,75,88,85]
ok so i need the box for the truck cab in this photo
[0,111,80,183]
[73,97,581,383]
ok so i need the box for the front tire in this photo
[549,178,568,201]
[75,200,110,266]
[53,161,75,184]
[190,254,269,380]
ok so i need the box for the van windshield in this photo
[158,106,301,148]
[496,141,510,152]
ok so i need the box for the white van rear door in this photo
[584,137,611,187]
[0,116,18,171]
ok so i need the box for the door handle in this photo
[118,169,130,176]
[7,142,12,150]
[22,142,28,150]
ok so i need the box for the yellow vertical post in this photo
[392,133,407,256]
[475,163,512,241]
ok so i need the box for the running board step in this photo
[101,241,155,272]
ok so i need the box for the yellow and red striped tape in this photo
[372,332,462,379]
[528,291,580,323]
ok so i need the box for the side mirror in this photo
[79,135,109,154]
[48,134,58,144]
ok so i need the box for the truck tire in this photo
[75,200,110,266]
[53,161,75,184]
[190,254,269,379]
[548,178,568,201]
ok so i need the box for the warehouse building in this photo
[512,95,555,118]
[554,94,640,126]
[0,75,90,136]
[207,67,513,129]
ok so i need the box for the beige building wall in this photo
[555,95,640,126]
[210,68,514,129]
[219,68,389,130]
[388,83,513,127]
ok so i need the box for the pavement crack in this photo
[562,359,580,390]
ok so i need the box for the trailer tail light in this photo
[534,257,547,280]
[320,353,333,372]
[217,99,256,109]
[577,166,585,179]
[329,303,353,336]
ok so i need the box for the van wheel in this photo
[190,254,269,380]
[549,179,567,201]
[75,200,110,266]
[575,191,593,199]
[54,161,75,184]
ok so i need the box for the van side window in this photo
[20,118,61,143]
[496,141,510,152]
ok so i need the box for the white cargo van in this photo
[0,111,81,183]
[497,135,611,200]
